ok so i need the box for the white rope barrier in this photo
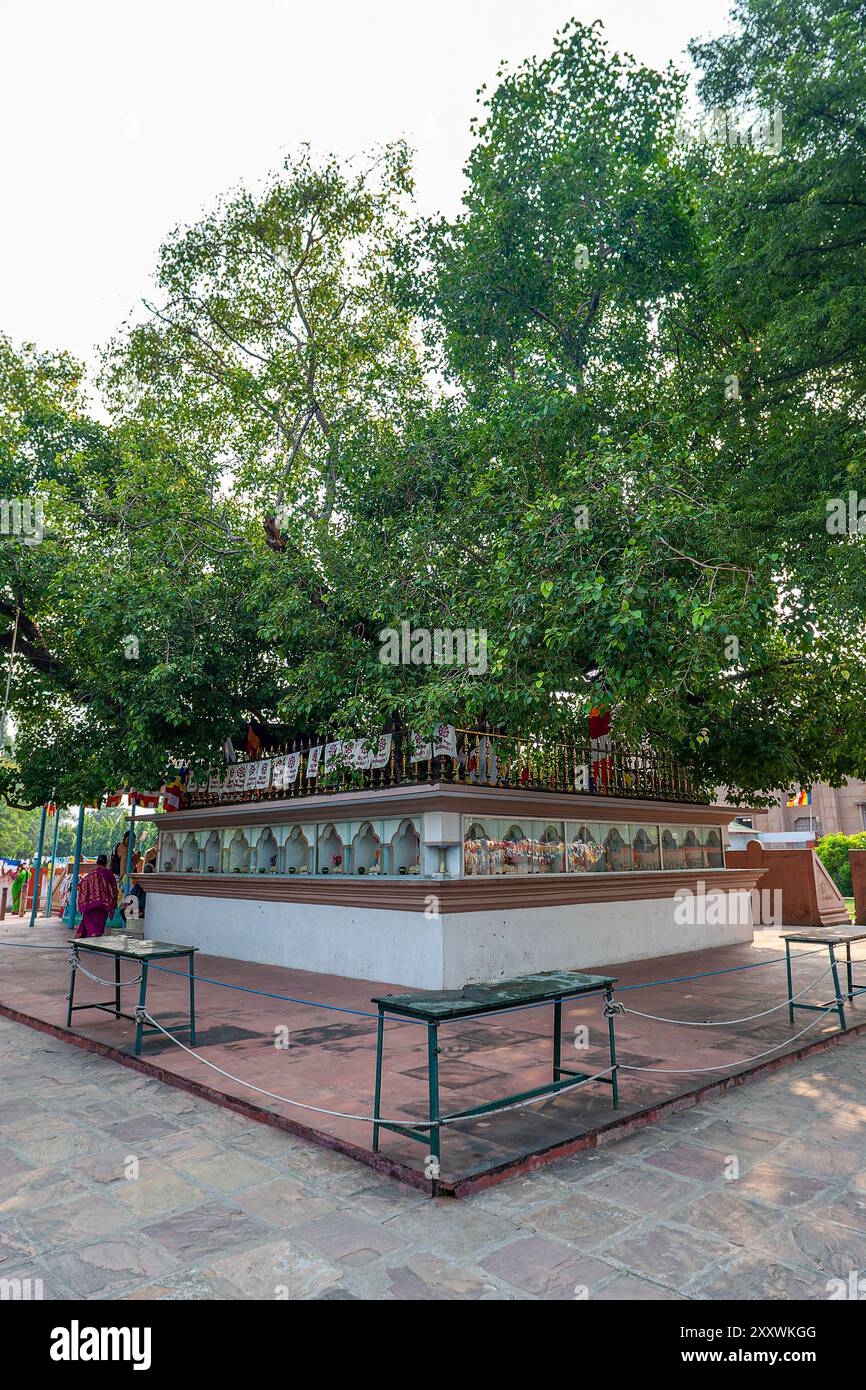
[620,1008,839,1074]
[625,959,839,1026]
[139,1010,614,1129]
[70,955,142,988]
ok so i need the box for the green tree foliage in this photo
[814,830,866,896]
[1,2,865,807]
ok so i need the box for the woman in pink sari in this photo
[74,856,117,939]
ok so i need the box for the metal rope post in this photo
[27,802,48,929]
[66,804,85,928]
[44,802,60,916]
[124,798,136,896]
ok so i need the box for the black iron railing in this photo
[186,728,709,808]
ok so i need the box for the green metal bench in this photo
[371,969,620,1170]
[783,929,866,1031]
[66,936,197,1056]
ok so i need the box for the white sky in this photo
[0,0,731,370]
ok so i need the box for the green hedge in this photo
[814,832,866,897]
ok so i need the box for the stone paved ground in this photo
[2,1016,866,1300]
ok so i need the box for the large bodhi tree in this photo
[2,1,865,804]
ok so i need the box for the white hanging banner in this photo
[371,733,392,769]
[409,730,432,762]
[242,761,258,790]
[284,751,301,784]
[250,758,272,790]
[225,764,245,794]
[351,738,373,770]
[306,745,323,778]
[323,740,343,773]
[432,722,457,758]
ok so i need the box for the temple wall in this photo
[145,880,757,990]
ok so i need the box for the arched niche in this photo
[227,829,250,873]
[203,830,222,873]
[391,818,420,874]
[661,827,686,870]
[255,827,279,873]
[501,823,531,875]
[352,821,381,875]
[632,824,661,871]
[463,820,496,876]
[603,825,632,871]
[703,827,724,868]
[282,826,311,874]
[318,823,345,874]
[568,823,605,873]
[683,828,703,870]
[535,823,565,874]
[159,833,178,873]
[180,832,200,873]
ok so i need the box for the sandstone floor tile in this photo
[528,1193,639,1245]
[0,1217,39,1267]
[760,1216,866,1276]
[110,1164,207,1219]
[696,1253,830,1300]
[384,1253,502,1300]
[383,1203,518,1260]
[602,1223,736,1288]
[18,1195,132,1251]
[237,1177,338,1228]
[142,1201,271,1263]
[584,1163,698,1214]
[818,1189,866,1234]
[179,1149,281,1194]
[0,1165,89,1216]
[645,1143,731,1183]
[480,1235,616,1299]
[735,1164,831,1208]
[207,1237,343,1299]
[290,1211,409,1267]
[673,1190,786,1246]
[777,1139,866,1180]
[51,1237,176,1298]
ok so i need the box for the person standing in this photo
[10,862,29,915]
[73,855,117,939]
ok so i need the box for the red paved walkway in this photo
[1,919,863,1190]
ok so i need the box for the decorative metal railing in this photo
[186,727,709,808]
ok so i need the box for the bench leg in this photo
[427,1022,440,1169]
[552,999,562,1081]
[847,943,854,1002]
[115,956,121,1018]
[785,942,794,1026]
[372,1008,384,1153]
[606,986,619,1109]
[188,953,196,1046]
[134,962,149,1056]
[830,945,846,1030]
[66,948,77,1027]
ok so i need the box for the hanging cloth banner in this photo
[105,793,123,808]
[371,734,392,769]
[225,764,246,795]
[351,738,373,770]
[409,731,432,762]
[432,722,457,758]
[132,790,161,808]
[272,752,301,787]
[207,771,224,795]
[249,759,272,791]
[323,741,343,773]
[306,746,323,778]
